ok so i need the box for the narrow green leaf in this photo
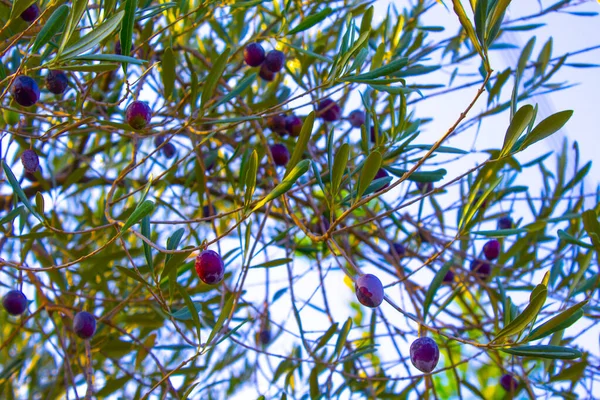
[334,318,352,359]
[285,111,314,177]
[182,383,199,400]
[120,0,138,72]
[165,228,185,264]
[115,265,149,285]
[35,192,44,215]
[527,301,588,342]
[161,246,194,282]
[355,151,382,203]
[423,262,452,321]
[510,37,535,117]
[71,54,147,65]
[346,57,408,81]
[212,73,256,109]
[56,63,120,72]
[60,11,125,60]
[57,0,87,56]
[161,47,176,99]
[141,215,153,272]
[550,360,588,382]
[488,69,511,105]
[342,176,392,205]
[517,110,573,152]
[404,144,468,155]
[177,284,202,343]
[472,228,528,237]
[500,104,534,157]
[493,285,547,342]
[500,345,582,360]
[459,177,501,230]
[206,294,235,346]
[314,323,338,351]
[451,0,487,68]
[474,0,488,44]
[32,5,70,53]
[252,160,310,212]
[564,161,591,192]
[244,150,258,207]
[338,345,378,363]
[287,7,332,35]
[581,209,600,251]
[0,206,24,226]
[119,199,155,236]
[250,258,292,268]
[215,318,250,346]
[557,229,593,249]
[279,41,333,63]
[200,47,231,110]
[536,38,553,77]
[367,84,419,95]
[136,2,178,20]
[331,143,349,196]
[385,166,447,182]
[309,367,319,399]
[1,161,42,222]
[360,6,373,36]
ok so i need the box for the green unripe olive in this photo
[3,109,19,126]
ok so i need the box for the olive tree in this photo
[0,0,599,399]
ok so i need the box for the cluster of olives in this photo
[243,43,285,81]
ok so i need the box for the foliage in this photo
[0,0,599,399]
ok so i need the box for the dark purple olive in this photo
[162,142,176,159]
[370,126,377,142]
[258,329,271,345]
[73,311,97,339]
[126,100,152,130]
[267,114,287,135]
[202,204,217,219]
[154,136,176,159]
[388,242,405,258]
[500,374,519,392]
[21,149,39,174]
[259,63,275,81]
[318,99,341,122]
[264,50,285,73]
[270,144,290,167]
[410,337,440,373]
[45,70,69,95]
[348,110,366,128]
[244,43,266,67]
[443,269,455,283]
[11,76,40,107]
[470,259,491,280]
[195,249,225,285]
[285,115,303,137]
[355,274,384,308]
[20,4,40,23]
[2,290,28,316]
[498,216,513,230]
[483,239,500,260]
